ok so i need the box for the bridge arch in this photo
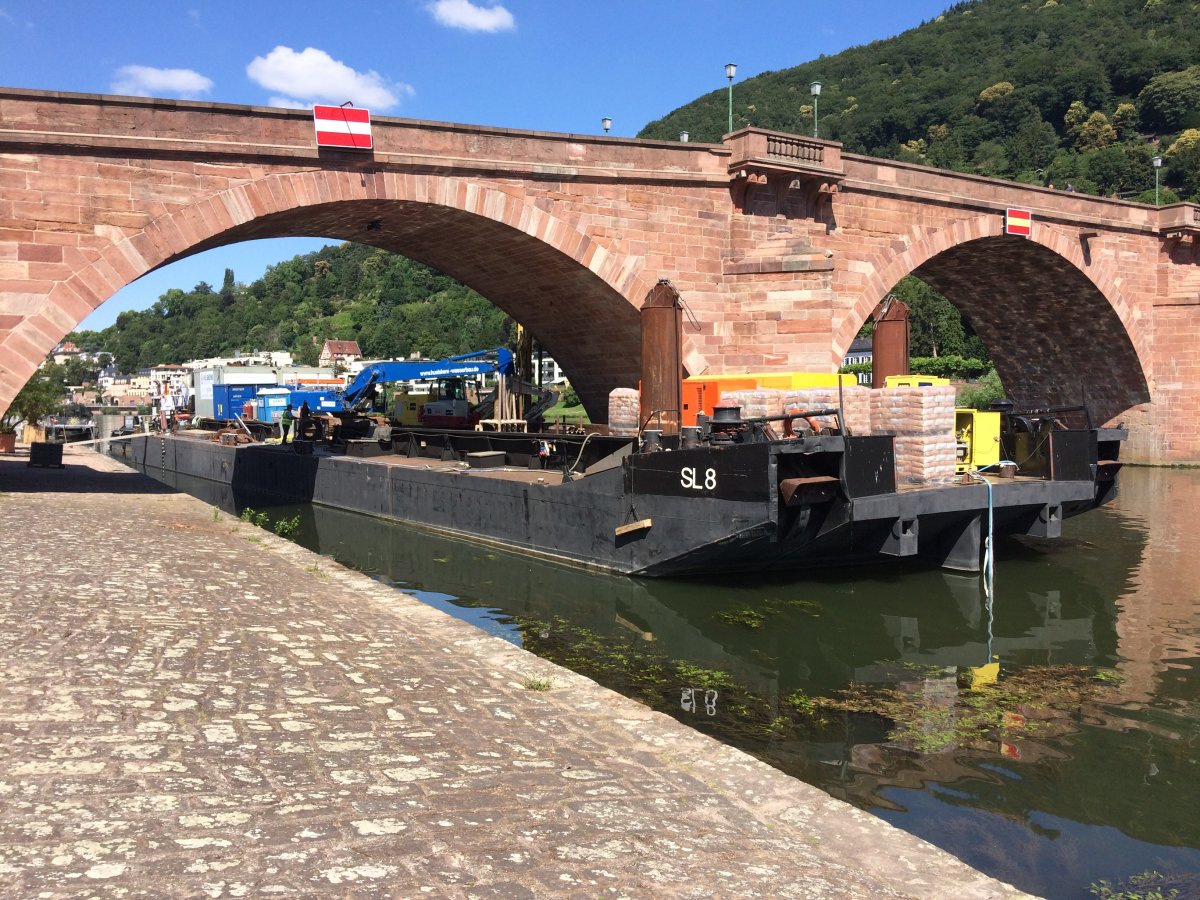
[840,214,1151,424]
[29,170,682,419]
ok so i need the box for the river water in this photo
[142,462,1200,899]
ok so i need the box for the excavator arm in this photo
[342,348,515,410]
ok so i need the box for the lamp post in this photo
[809,81,822,138]
[601,116,612,135]
[725,63,737,134]
[1153,155,1163,206]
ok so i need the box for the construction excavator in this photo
[337,345,558,435]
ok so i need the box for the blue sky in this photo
[2,0,953,331]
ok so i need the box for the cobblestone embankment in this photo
[0,448,1030,898]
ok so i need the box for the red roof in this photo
[322,340,361,356]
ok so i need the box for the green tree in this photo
[1006,117,1059,173]
[890,277,969,359]
[1165,133,1200,200]
[1,364,67,433]
[1086,144,1154,196]
[972,141,1009,177]
[1111,102,1139,140]
[1076,112,1118,152]
[957,369,1006,410]
[1063,100,1091,143]
[220,268,236,307]
[977,82,1015,106]
[1138,65,1200,132]
[61,355,95,386]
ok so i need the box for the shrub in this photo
[956,369,1006,409]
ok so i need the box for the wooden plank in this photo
[614,518,653,537]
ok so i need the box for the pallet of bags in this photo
[893,434,959,485]
[869,386,957,484]
[718,389,782,421]
[608,387,640,436]
[779,386,871,435]
[868,385,956,437]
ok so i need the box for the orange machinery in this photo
[680,372,856,427]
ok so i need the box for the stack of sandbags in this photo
[718,389,781,421]
[869,386,957,484]
[780,386,871,435]
[608,387,640,436]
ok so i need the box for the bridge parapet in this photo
[726,128,843,180]
[1159,203,1200,241]
[726,128,844,213]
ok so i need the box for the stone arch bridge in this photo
[2,88,1198,462]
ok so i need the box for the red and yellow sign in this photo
[1006,208,1032,237]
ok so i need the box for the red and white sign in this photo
[1005,208,1032,237]
[313,105,372,150]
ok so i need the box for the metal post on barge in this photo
[639,280,685,436]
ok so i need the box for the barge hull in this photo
[119,434,1107,577]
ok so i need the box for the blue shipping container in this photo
[288,390,344,413]
[256,389,291,424]
[213,384,258,420]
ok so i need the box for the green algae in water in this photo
[518,614,1126,766]
[821,664,1118,753]
[716,606,767,629]
[1089,869,1189,899]
[515,617,842,747]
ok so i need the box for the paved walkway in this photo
[0,448,1029,898]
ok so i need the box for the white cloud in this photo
[111,65,214,99]
[246,46,411,111]
[428,0,515,33]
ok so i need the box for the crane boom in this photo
[341,348,515,408]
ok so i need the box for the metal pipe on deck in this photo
[640,280,684,435]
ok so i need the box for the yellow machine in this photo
[884,374,951,387]
[392,390,431,426]
[955,408,1001,473]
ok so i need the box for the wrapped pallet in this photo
[869,386,957,484]
[781,386,870,435]
[718,385,870,436]
[608,387,640,436]
[718,389,780,421]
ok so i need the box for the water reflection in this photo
[141,465,1200,899]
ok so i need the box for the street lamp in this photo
[809,81,823,138]
[601,116,612,134]
[725,63,737,134]
[1153,155,1163,206]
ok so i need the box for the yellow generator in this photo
[955,408,1001,473]
[884,374,951,388]
[392,390,431,426]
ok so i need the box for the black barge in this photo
[115,408,1124,577]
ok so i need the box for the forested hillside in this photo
[641,0,1200,201]
[71,243,512,373]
